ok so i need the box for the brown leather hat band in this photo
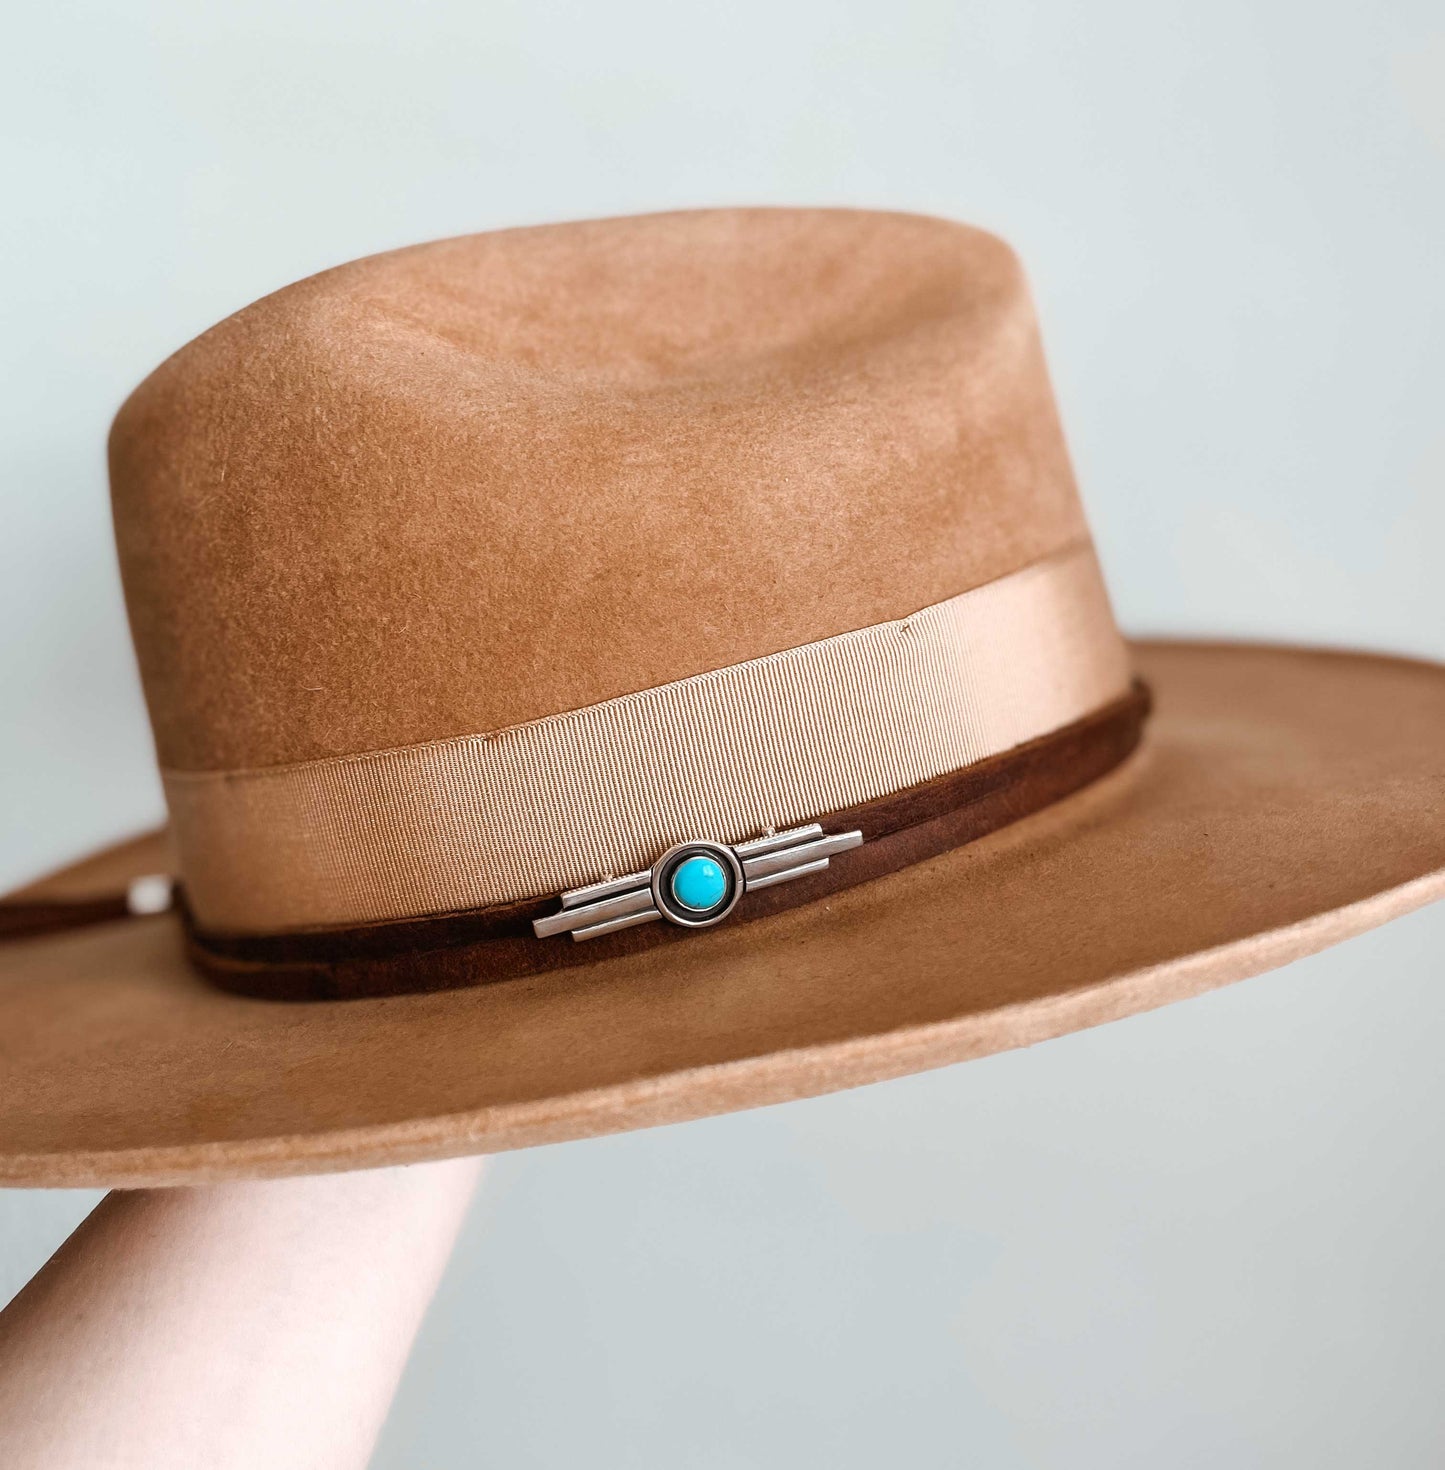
[183,681,1150,1002]
[0,894,137,944]
[0,873,174,946]
[163,540,1130,935]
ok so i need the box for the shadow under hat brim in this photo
[2,639,1443,1189]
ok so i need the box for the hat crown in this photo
[110,208,1089,772]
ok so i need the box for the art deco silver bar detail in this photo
[569,907,665,942]
[532,824,864,942]
[743,856,831,892]
[559,869,653,908]
[738,831,864,883]
[732,824,824,858]
[531,882,656,939]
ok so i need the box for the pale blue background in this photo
[2,1,1443,1464]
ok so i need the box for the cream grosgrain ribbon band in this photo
[164,540,1132,934]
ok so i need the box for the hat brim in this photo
[3,639,1442,1188]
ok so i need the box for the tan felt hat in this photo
[2,208,1442,1187]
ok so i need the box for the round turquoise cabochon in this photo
[670,854,728,911]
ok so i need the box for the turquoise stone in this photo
[671,854,728,912]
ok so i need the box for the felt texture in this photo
[109,209,1086,772]
[2,642,1443,1188]
[180,682,1151,999]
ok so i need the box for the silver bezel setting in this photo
[650,841,744,928]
